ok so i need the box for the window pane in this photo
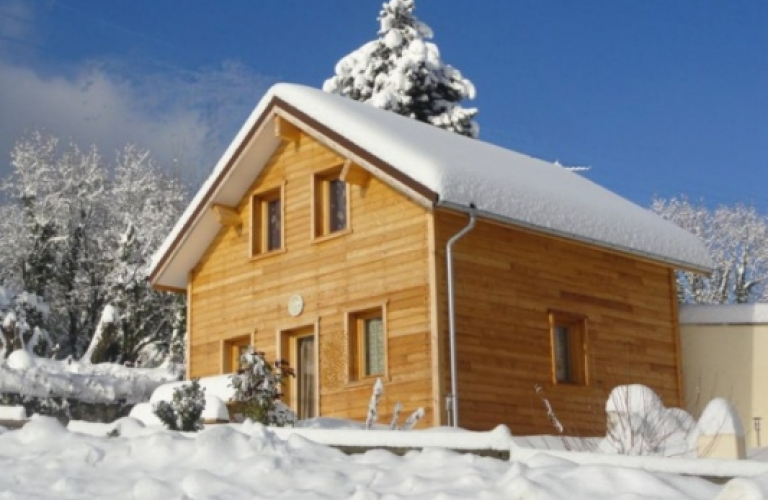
[364,317,384,376]
[266,198,281,251]
[553,325,572,383]
[297,336,316,419]
[329,179,347,233]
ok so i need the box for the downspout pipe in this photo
[446,204,477,428]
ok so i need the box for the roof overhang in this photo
[438,201,713,275]
[150,83,714,292]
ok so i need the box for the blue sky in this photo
[0,0,765,209]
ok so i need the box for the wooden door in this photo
[281,326,317,420]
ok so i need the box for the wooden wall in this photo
[432,209,683,435]
[188,132,436,425]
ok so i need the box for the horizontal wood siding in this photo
[188,133,434,426]
[434,209,682,435]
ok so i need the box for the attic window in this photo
[549,311,588,385]
[250,186,284,256]
[313,168,349,239]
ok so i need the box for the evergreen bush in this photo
[230,347,296,426]
[153,378,205,432]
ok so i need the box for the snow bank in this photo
[201,395,229,422]
[511,445,768,480]
[0,353,180,404]
[0,418,745,500]
[269,423,513,451]
[128,403,164,427]
[0,405,26,420]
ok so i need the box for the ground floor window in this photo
[348,306,387,381]
[223,335,251,373]
[549,311,588,385]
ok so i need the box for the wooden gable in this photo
[187,130,439,424]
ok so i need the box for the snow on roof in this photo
[150,83,713,289]
[679,304,768,325]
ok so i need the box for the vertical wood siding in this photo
[188,133,435,425]
[433,209,682,435]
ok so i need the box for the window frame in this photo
[276,323,319,420]
[222,334,252,374]
[312,167,351,241]
[548,310,589,386]
[346,305,388,382]
[250,184,285,258]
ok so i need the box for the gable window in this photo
[348,307,387,380]
[549,311,588,385]
[314,169,349,238]
[251,187,283,256]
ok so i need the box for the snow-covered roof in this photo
[150,83,713,290]
[679,304,768,325]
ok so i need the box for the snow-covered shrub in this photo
[230,347,296,427]
[0,287,51,359]
[599,384,698,457]
[366,378,384,430]
[401,407,425,430]
[365,377,424,430]
[153,378,206,432]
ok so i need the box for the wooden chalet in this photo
[149,84,712,434]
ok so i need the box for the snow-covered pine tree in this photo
[323,0,478,138]
[229,347,296,426]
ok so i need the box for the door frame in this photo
[276,320,320,419]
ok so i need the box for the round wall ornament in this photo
[288,294,304,317]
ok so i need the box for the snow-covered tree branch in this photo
[0,131,189,365]
[652,196,768,304]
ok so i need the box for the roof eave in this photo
[437,200,713,275]
[149,99,282,289]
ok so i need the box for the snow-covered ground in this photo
[0,416,766,500]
